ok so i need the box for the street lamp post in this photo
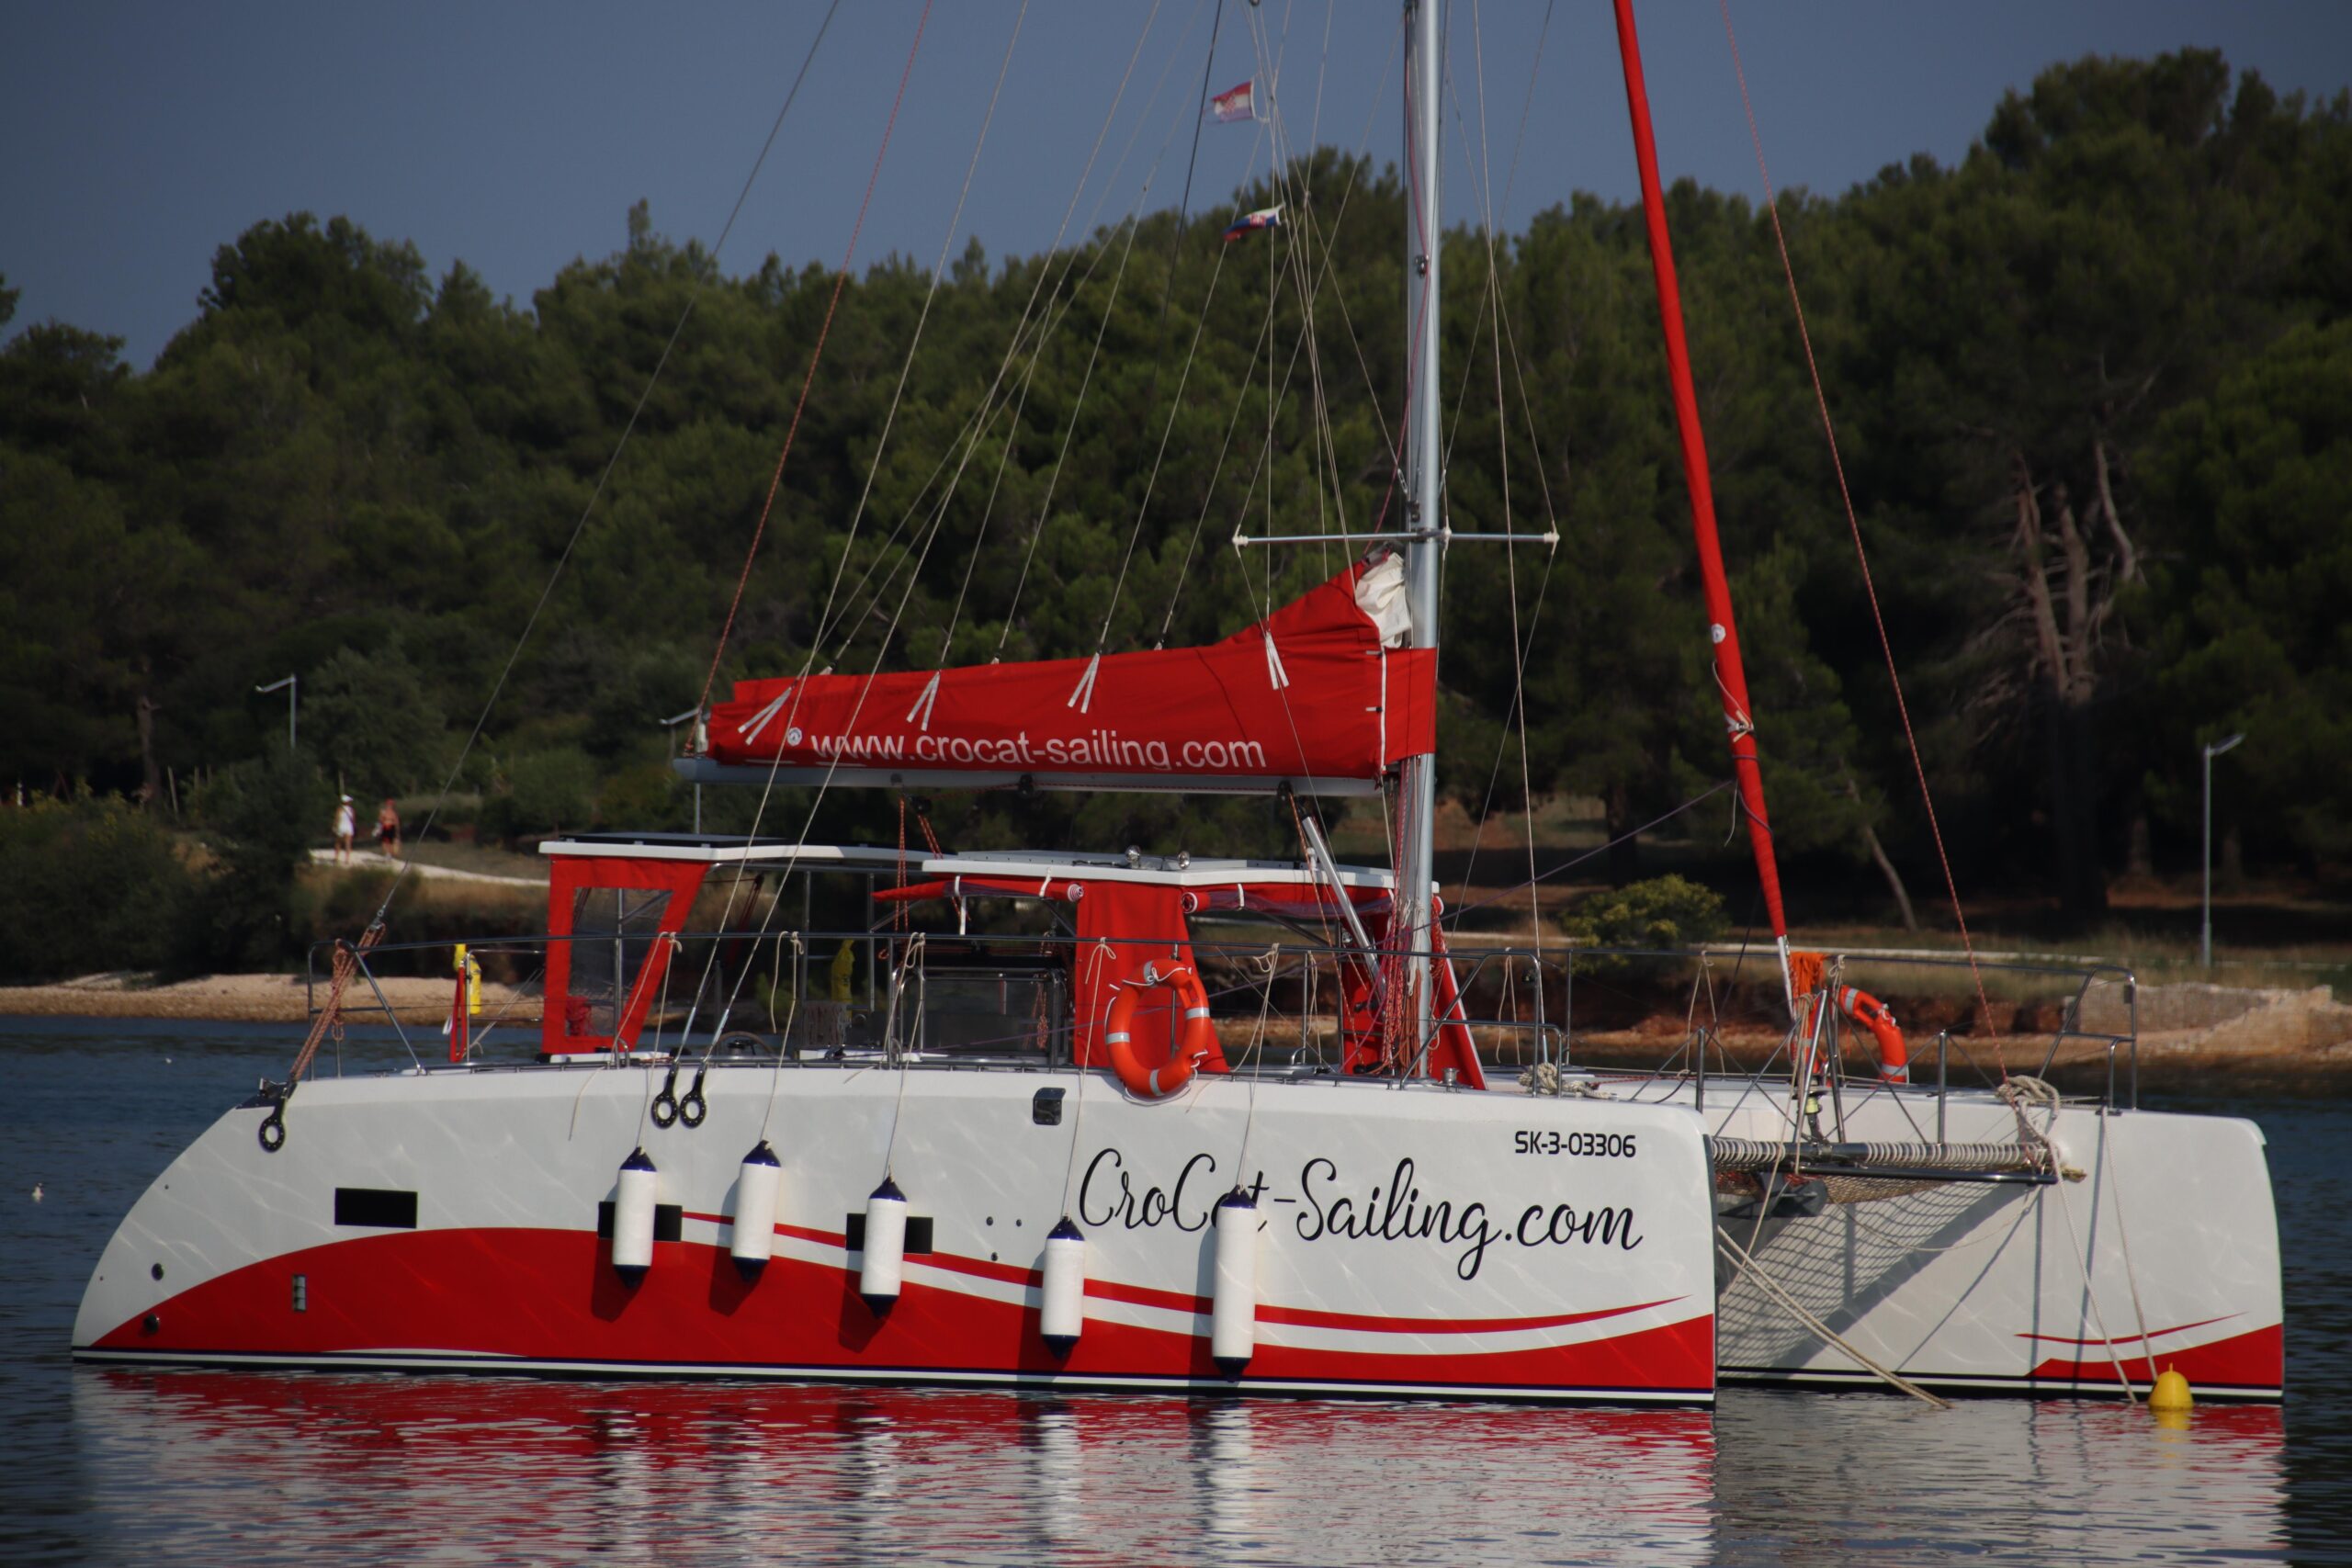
[255,675,298,751]
[2202,731,2245,971]
[661,707,704,834]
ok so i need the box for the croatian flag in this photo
[1208,80,1255,123]
[1221,204,1283,243]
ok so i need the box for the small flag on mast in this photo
[1207,80,1256,123]
[1221,204,1283,243]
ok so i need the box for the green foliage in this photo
[177,748,331,973]
[480,748,598,842]
[2139,319,2352,866]
[0,794,195,981]
[304,644,447,795]
[5,48,2350,947]
[1562,874,1729,953]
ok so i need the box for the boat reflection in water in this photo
[74,1369,1715,1565]
[71,1369,2284,1564]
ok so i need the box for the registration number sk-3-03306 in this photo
[1514,1130,1638,1158]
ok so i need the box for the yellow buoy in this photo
[2149,1365,2194,1414]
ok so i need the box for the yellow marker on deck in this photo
[455,943,483,1016]
[2150,1365,2194,1414]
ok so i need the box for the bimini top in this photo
[538,833,1399,897]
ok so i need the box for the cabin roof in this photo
[538,833,1396,891]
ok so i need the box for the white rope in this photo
[1716,1226,1951,1408]
[2102,1115,2161,1384]
[756,934,803,1143]
[880,933,926,1179]
[2000,1076,2140,1403]
[1225,944,1283,1179]
[1058,938,1120,1216]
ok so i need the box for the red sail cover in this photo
[705,563,1434,785]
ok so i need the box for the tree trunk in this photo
[2014,461,2109,926]
[1604,780,1640,887]
[2126,808,2154,877]
[1860,819,1919,931]
[2041,683,2108,924]
[1839,765,1917,931]
[134,691,163,808]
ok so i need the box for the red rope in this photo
[698,0,934,721]
[1716,1,2000,1058]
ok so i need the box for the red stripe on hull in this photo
[93,1227,1713,1397]
[2025,1322,2282,1393]
[683,1217,1682,1337]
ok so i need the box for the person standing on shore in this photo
[334,795,356,866]
[376,797,402,860]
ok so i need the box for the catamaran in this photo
[76,1,2279,1405]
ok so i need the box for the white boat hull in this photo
[74,1060,1719,1404]
[1684,1079,2283,1401]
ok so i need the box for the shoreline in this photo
[0,971,538,1027]
[7,971,2347,1081]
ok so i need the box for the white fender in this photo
[1211,1190,1259,1377]
[860,1177,909,1316]
[1041,1215,1087,1355]
[730,1142,782,1277]
[612,1147,659,1280]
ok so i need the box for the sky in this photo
[5,1,2349,370]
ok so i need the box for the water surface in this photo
[3,1020,2340,1565]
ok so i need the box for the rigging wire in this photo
[363,1,842,933]
[827,0,1197,668]
[698,4,1221,1057]
[1716,0,2000,1056]
[993,0,1214,653]
[1445,0,1564,919]
[695,0,933,722]
[1464,0,1547,963]
[1134,0,1228,430]
[1445,782,1734,925]
[1157,21,1404,639]
[686,0,1014,971]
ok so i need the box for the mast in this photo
[1610,0,1796,1011]
[1396,0,1442,1058]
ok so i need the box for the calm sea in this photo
[3,1018,2344,1566]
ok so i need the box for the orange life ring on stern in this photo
[1836,985,1910,1083]
[1103,961,1218,1100]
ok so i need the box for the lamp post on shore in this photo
[255,674,298,751]
[2202,731,2245,971]
[661,707,703,834]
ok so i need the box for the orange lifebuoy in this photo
[1836,985,1909,1083]
[1103,960,1218,1100]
